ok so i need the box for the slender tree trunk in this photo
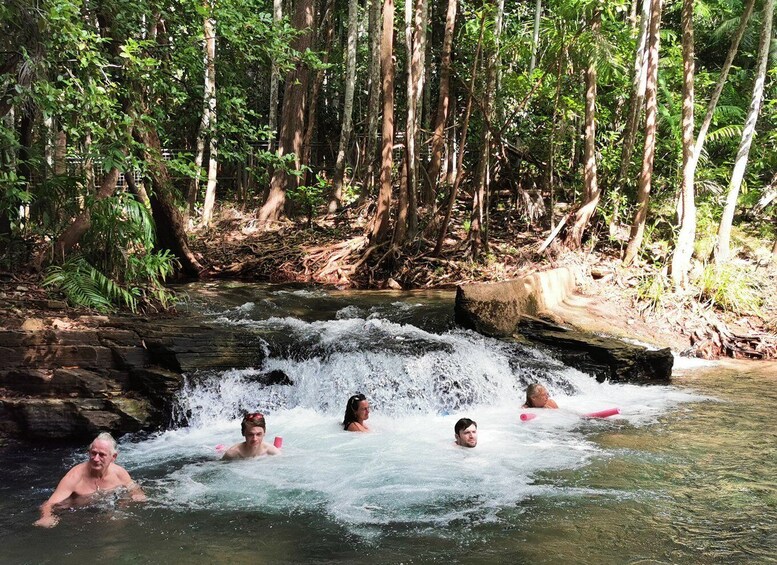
[362,0,382,195]
[433,15,484,256]
[302,0,333,190]
[269,0,283,148]
[201,9,218,226]
[370,0,395,244]
[258,0,315,227]
[470,0,504,258]
[393,147,410,246]
[330,0,359,212]
[564,12,601,249]
[612,0,650,229]
[424,0,457,205]
[405,0,425,232]
[669,0,696,287]
[623,0,662,266]
[713,0,773,263]
[691,0,755,171]
[529,0,542,74]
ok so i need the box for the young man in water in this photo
[222,412,281,460]
[454,418,478,448]
[34,432,146,528]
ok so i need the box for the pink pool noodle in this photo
[520,413,537,422]
[215,444,226,452]
[273,436,283,448]
[584,407,620,419]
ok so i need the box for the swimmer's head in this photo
[525,383,550,408]
[241,412,266,434]
[343,393,369,430]
[454,418,477,448]
[90,432,117,455]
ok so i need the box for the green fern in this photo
[44,256,138,312]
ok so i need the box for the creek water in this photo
[1,283,775,564]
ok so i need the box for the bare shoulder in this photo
[222,444,243,460]
[113,464,134,483]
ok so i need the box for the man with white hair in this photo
[34,432,146,527]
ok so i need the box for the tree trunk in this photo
[529,0,542,74]
[623,0,662,266]
[393,147,409,246]
[258,0,315,227]
[201,10,218,226]
[470,0,504,258]
[612,0,650,229]
[330,0,359,212]
[135,125,203,278]
[269,0,283,149]
[433,15,484,256]
[564,12,601,249]
[362,0,382,196]
[424,0,457,205]
[301,0,333,190]
[692,0,756,171]
[713,0,773,263]
[669,0,695,287]
[370,0,395,244]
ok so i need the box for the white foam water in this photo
[118,309,707,536]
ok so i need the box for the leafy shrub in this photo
[694,262,762,315]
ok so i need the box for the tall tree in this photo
[370,0,395,244]
[564,11,601,250]
[330,0,359,212]
[424,0,457,205]
[470,0,505,258]
[268,0,283,147]
[669,0,695,287]
[691,0,755,172]
[258,0,315,227]
[612,0,650,229]
[713,0,774,263]
[200,4,218,226]
[362,0,383,194]
[622,0,662,266]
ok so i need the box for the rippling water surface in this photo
[1,283,775,564]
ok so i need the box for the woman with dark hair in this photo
[522,384,559,409]
[342,394,370,432]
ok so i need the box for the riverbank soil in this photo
[2,205,776,358]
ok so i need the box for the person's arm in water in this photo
[34,466,80,528]
[545,398,559,409]
[117,466,147,502]
[265,443,281,455]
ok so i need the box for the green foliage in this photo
[635,270,670,313]
[44,256,139,313]
[44,193,179,312]
[288,171,328,226]
[694,262,762,315]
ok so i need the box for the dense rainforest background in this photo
[1,0,776,354]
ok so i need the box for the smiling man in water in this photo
[454,418,478,448]
[222,412,281,460]
[34,432,146,528]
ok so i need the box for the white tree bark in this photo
[713,0,773,263]
[201,10,218,226]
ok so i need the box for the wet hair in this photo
[524,383,547,408]
[342,393,367,430]
[90,432,117,454]
[241,412,266,434]
[454,418,477,436]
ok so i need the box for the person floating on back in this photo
[522,383,559,409]
[34,432,146,528]
[454,418,478,448]
[222,412,281,460]
[343,393,370,432]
